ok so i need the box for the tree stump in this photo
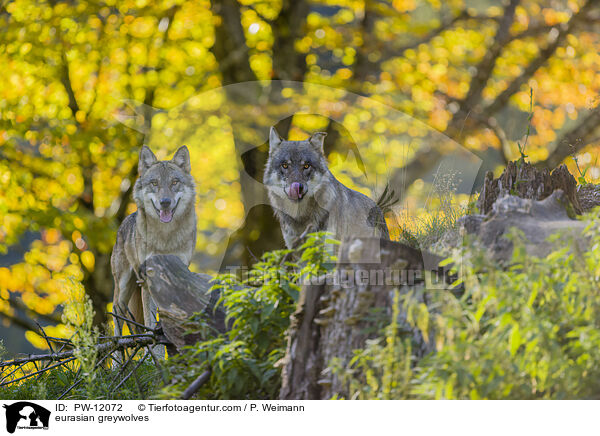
[279,238,445,400]
[577,183,600,213]
[477,162,581,215]
[139,255,227,350]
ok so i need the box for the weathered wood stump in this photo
[279,238,445,400]
[139,255,227,349]
[478,162,581,215]
[578,183,600,213]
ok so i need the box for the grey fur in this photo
[264,127,390,248]
[111,145,196,345]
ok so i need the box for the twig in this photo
[57,332,77,353]
[46,336,74,345]
[0,356,77,387]
[0,310,40,332]
[181,370,211,400]
[0,336,155,368]
[146,345,169,385]
[57,350,116,400]
[35,322,55,354]
[0,362,29,384]
[58,375,84,400]
[99,333,155,340]
[109,311,157,333]
[108,345,143,391]
[111,350,150,393]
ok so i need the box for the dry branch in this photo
[0,335,155,369]
[181,370,211,400]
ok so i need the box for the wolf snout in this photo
[287,182,306,201]
[160,197,172,209]
[156,197,177,223]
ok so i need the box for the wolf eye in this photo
[303,163,310,169]
[282,163,288,169]
[172,179,179,186]
[150,180,158,186]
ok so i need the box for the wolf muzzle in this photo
[287,182,306,201]
[153,197,180,223]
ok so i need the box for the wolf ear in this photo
[269,126,283,152]
[139,146,157,176]
[172,145,191,173]
[309,132,327,154]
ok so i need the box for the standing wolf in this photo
[265,127,390,248]
[111,145,196,336]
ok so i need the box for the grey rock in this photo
[457,214,485,234]
[466,190,587,263]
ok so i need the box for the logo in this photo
[2,402,50,433]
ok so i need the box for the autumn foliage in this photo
[1,0,599,350]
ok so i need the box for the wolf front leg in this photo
[113,268,136,336]
[142,287,165,358]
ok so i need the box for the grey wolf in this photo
[264,127,390,248]
[111,145,196,337]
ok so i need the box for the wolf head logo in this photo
[133,145,196,224]
[3,402,50,434]
[264,127,329,204]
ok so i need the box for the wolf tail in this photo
[369,182,400,240]
[376,182,400,214]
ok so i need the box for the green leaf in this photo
[509,325,521,356]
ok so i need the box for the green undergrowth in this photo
[5,216,600,400]
[1,358,163,400]
[160,232,337,399]
[333,213,600,399]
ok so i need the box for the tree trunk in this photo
[139,255,227,350]
[279,237,445,399]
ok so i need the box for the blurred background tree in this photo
[1,0,600,353]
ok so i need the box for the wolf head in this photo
[133,145,196,223]
[264,127,329,204]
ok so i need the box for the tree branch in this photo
[0,335,154,368]
[60,51,81,119]
[353,0,379,83]
[457,0,520,117]
[394,9,470,55]
[536,103,600,169]
[484,0,597,117]
[85,14,108,120]
[387,0,597,191]
[2,294,62,325]
[477,115,511,165]
[378,10,498,70]
[271,0,309,81]
[507,23,557,42]
[58,45,95,212]
[210,0,256,84]
[0,311,39,333]
[0,149,57,180]
[244,3,272,24]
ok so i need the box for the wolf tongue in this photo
[159,209,173,223]
[289,182,301,200]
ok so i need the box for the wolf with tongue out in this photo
[264,126,390,250]
[111,145,196,348]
